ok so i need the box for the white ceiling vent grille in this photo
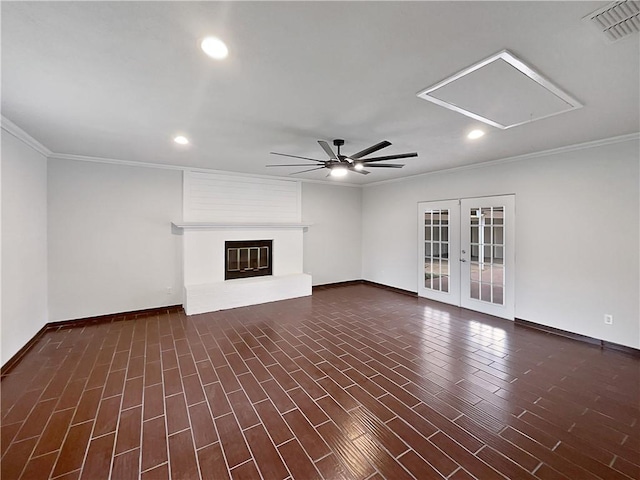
[583,1,640,43]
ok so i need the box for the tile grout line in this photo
[208,322,262,479]
[77,325,120,479]
[43,328,108,479]
[185,317,233,480]
[3,286,640,480]
[8,336,86,477]
[154,315,174,480]
[106,323,136,480]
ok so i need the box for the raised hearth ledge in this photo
[185,273,312,315]
[172,222,311,232]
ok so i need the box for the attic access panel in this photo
[417,50,582,129]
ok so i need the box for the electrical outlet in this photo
[166,287,173,295]
[604,314,613,325]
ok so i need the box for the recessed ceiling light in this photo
[173,135,189,145]
[330,166,348,177]
[467,129,485,140]
[201,36,228,60]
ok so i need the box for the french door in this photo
[418,195,515,320]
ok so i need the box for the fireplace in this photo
[225,240,273,280]
[175,220,311,315]
[175,172,311,314]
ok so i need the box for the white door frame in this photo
[417,200,461,306]
[460,195,515,320]
[418,195,516,320]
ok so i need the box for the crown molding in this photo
[49,152,188,172]
[1,115,52,157]
[48,152,362,188]
[364,132,640,188]
[9,113,636,190]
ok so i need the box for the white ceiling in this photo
[2,1,638,185]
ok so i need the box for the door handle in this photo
[460,258,467,262]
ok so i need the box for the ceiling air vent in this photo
[583,1,640,43]
[416,50,582,130]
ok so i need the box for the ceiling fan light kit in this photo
[330,166,348,177]
[267,138,417,178]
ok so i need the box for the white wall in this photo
[184,171,301,223]
[302,182,362,285]
[7,132,636,359]
[47,164,361,320]
[1,130,48,365]
[47,159,183,321]
[362,138,640,349]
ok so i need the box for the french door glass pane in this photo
[424,209,450,292]
[470,281,480,299]
[441,259,449,292]
[469,205,505,305]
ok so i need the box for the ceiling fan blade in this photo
[349,168,370,175]
[318,140,338,160]
[289,167,326,175]
[359,152,418,163]
[350,140,392,160]
[270,152,323,162]
[266,163,324,167]
[363,163,405,168]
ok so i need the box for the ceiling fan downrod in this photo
[333,139,345,160]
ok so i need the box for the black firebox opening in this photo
[225,240,273,280]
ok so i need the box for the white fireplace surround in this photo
[174,222,312,315]
[176,171,311,315]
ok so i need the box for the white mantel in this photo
[172,222,311,231]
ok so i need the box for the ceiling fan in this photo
[267,139,418,177]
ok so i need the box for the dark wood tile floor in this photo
[1,284,639,479]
